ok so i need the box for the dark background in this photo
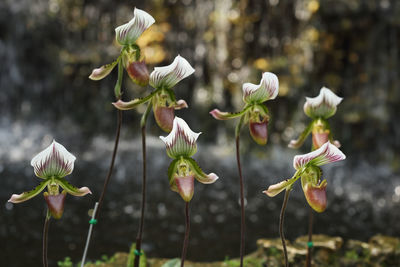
[1,0,400,266]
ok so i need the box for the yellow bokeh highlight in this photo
[308,0,320,13]
[253,58,270,70]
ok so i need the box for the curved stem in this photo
[42,210,51,267]
[180,202,190,267]
[95,109,123,218]
[306,207,314,267]
[134,103,152,267]
[279,188,292,267]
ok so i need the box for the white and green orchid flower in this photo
[160,117,218,202]
[303,87,343,119]
[113,55,195,132]
[210,72,279,145]
[8,140,91,219]
[288,87,343,150]
[89,8,155,92]
[264,141,345,212]
[115,8,155,46]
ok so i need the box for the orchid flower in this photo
[8,140,91,219]
[264,142,345,212]
[159,117,218,202]
[89,7,155,95]
[289,87,343,150]
[113,55,195,132]
[210,72,279,145]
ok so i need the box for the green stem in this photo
[235,116,245,267]
[180,202,190,267]
[114,61,124,100]
[134,103,152,267]
[279,187,292,267]
[42,210,51,267]
[306,206,314,267]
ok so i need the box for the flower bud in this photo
[126,60,149,86]
[44,191,66,219]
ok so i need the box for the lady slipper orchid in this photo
[113,55,195,132]
[210,72,279,145]
[160,117,218,202]
[289,87,343,150]
[115,8,155,46]
[8,140,91,219]
[264,142,345,212]
[89,7,155,91]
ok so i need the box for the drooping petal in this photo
[304,87,343,119]
[89,60,118,80]
[186,158,219,184]
[173,99,188,110]
[293,142,346,170]
[56,178,91,197]
[302,178,327,213]
[31,140,76,179]
[242,72,279,104]
[149,55,195,89]
[115,8,155,46]
[174,175,195,202]
[8,179,51,203]
[44,191,66,219]
[288,122,313,149]
[159,117,201,158]
[263,172,300,197]
[112,90,157,110]
[209,108,248,120]
[126,60,149,86]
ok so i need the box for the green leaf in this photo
[160,259,180,267]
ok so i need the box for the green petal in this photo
[209,107,249,120]
[288,121,313,149]
[112,89,159,110]
[56,178,91,197]
[89,59,118,81]
[186,158,218,184]
[8,179,51,203]
[263,170,301,197]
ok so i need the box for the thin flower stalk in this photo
[84,8,154,265]
[264,142,346,265]
[113,55,194,265]
[287,87,343,267]
[210,72,279,266]
[160,117,218,266]
[8,141,90,267]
